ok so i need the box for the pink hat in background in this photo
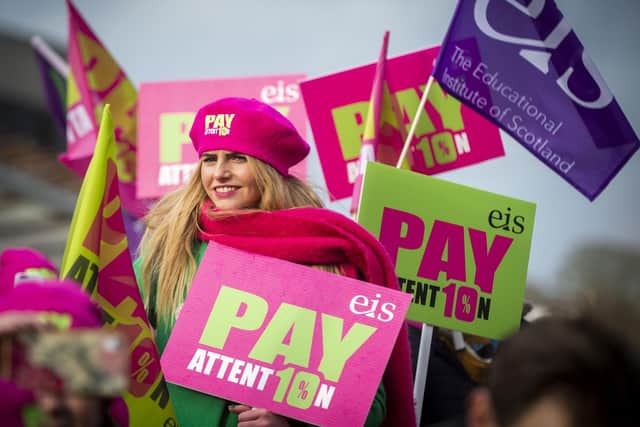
[0,279,103,328]
[0,247,58,296]
[0,280,103,425]
[189,97,309,176]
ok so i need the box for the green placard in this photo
[357,162,536,339]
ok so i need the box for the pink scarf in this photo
[198,202,417,427]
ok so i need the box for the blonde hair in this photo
[139,157,325,324]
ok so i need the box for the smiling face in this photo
[200,150,262,210]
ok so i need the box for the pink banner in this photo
[161,242,411,427]
[300,46,505,201]
[137,75,308,199]
[62,0,146,217]
[62,1,98,168]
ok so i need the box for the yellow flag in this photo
[61,105,177,426]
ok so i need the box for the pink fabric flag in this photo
[61,0,149,217]
[351,32,408,215]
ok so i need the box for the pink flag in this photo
[351,32,408,215]
[61,0,149,217]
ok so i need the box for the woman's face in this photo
[200,150,261,210]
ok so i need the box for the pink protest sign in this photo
[161,242,411,427]
[300,46,504,201]
[137,75,308,199]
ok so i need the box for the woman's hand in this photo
[229,404,293,427]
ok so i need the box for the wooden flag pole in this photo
[395,74,436,426]
[396,75,435,168]
[30,35,70,78]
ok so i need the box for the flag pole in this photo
[351,31,390,218]
[396,74,435,168]
[356,34,437,423]
[30,35,69,78]
[413,324,433,425]
[395,73,436,426]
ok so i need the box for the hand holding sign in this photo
[230,405,291,427]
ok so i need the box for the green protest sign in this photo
[358,162,535,339]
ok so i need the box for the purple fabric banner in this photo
[33,46,67,134]
[121,209,145,258]
[433,0,639,200]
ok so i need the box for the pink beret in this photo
[189,97,309,176]
[0,247,58,296]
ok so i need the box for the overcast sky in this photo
[0,0,638,295]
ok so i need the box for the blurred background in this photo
[0,0,638,301]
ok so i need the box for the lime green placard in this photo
[357,162,536,339]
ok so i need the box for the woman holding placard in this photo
[135,97,415,427]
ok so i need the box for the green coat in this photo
[134,240,386,427]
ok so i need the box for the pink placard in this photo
[300,46,504,201]
[137,75,308,199]
[161,242,411,427]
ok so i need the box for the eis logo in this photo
[474,0,612,109]
[204,113,235,136]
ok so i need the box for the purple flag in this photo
[33,42,67,135]
[433,0,639,200]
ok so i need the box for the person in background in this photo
[0,280,116,427]
[0,247,58,296]
[465,298,638,427]
[135,97,416,427]
[0,247,60,427]
[415,302,549,427]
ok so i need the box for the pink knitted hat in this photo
[0,279,103,328]
[0,247,58,296]
[189,97,309,176]
[0,280,103,419]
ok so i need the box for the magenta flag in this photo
[351,32,408,215]
[62,0,149,217]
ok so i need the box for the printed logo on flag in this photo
[474,0,614,116]
[204,113,235,136]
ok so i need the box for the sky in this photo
[0,0,638,295]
